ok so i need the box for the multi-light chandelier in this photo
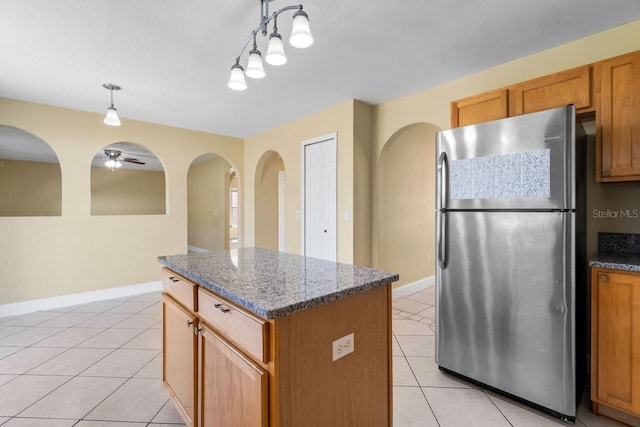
[228,0,313,91]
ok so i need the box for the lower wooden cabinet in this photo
[591,268,640,424]
[162,268,392,427]
[198,322,268,427]
[162,294,198,427]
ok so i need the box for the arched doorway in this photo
[377,123,440,286]
[187,154,237,252]
[254,150,285,251]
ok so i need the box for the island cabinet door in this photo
[198,322,268,427]
[162,294,198,427]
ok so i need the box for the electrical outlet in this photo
[332,333,354,361]
[344,211,350,221]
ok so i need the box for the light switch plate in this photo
[332,332,354,361]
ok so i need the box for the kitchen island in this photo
[158,248,399,427]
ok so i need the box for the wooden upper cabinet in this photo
[451,89,508,128]
[597,51,640,181]
[509,65,592,116]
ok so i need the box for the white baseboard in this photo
[188,245,208,253]
[392,276,435,300]
[0,281,163,318]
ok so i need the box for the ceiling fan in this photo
[103,149,145,170]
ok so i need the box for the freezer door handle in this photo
[437,151,449,269]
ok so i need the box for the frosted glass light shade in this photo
[266,34,287,65]
[246,50,266,79]
[228,64,247,90]
[103,107,121,126]
[105,159,122,170]
[289,12,313,48]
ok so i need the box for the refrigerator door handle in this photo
[436,151,448,210]
[437,152,449,269]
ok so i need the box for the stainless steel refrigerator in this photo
[435,105,587,421]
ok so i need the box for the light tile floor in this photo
[0,287,623,426]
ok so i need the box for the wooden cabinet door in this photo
[598,51,640,181]
[162,294,198,427]
[451,89,509,128]
[198,323,268,427]
[594,270,640,415]
[509,65,592,116]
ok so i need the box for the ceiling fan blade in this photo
[122,157,146,165]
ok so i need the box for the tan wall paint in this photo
[187,156,233,251]
[0,159,62,216]
[91,167,166,215]
[244,99,356,263]
[377,124,438,286]
[353,101,374,267]
[254,151,284,251]
[372,20,640,289]
[0,98,243,304]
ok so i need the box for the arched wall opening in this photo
[254,150,285,251]
[377,122,441,287]
[0,125,62,216]
[90,141,166,215]
[187,153,236,252]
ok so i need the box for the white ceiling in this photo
[2,0,640,141]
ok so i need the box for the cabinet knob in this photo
[186,320,194,327]
[602,170,611,177]
[195,327,203,335]
[600,274,608,282]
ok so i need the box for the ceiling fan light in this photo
[103,106,121,126]
[266,33,287,65]
[105,159,122,170]
[228,62,247,90]
[246,49,266,79]
[289,10,313,48]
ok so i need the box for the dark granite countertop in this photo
[158,247,399,319]
[589,232,640,272]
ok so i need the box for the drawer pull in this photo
[600,274,608,282]
[214,303,231,314]
[168,276,179,283]
[186,320,194,327]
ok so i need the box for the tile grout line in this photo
[3,294,166,425]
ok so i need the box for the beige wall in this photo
[353,102,374,267]
[0,159,61,216]
[254,151,284,251]
[244,99,358,263]
[91,167,166,215]
[0,98,243,305]
[4,20,640,304]
[371,19,640,288]
[377,124,438,287]
[187,156,232,251]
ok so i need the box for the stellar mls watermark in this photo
[592,208,639,219]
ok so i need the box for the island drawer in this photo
[162,268,197,312]
[198,287,269,364]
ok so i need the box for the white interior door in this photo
[303,134,337,261]
[278,171,286,252]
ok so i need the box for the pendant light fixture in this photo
[228,0,313,90]
[102,83,121,126]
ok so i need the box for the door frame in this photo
[300,132,337,259]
